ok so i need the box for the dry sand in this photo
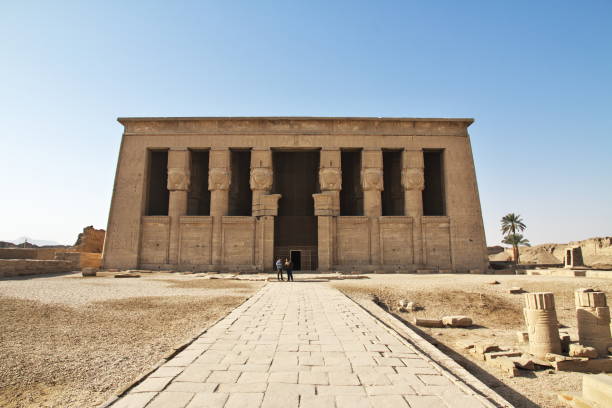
[331,274,612,408]
[0,272,264,408]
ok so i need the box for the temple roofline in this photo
[118,116,474,125]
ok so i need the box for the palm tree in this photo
[501,214,527,264]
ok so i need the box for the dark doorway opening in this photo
[229,150,252,216]
[273,151,319,270]
[423,150,445,216]
[188,150,210,215]
[146,150,169,216]
[290,250,302,271]
[340,150,364,215]
[382,150,404,215]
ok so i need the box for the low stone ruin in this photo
[564,246,585,268]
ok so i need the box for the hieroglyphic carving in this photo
[319,167,342,191]
[402,167,425,191]
[249,167,273,191]
[361,168,383,191]
[208,167,231,191]
[523,292,562,358]
[167,168,190,191]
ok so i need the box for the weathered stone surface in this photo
[442,315,473,327]
[583,373,612,407]
[509,287,524,294]
[413,318,444,328]
[569,344,599,359]
[81,267,97,277]
[104,117,488,273]
[575,290,612,356]
[524,292,562,358]
[114,284,496,407]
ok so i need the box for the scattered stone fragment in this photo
[508,287,524,294]
[473,343,501,356]
[608,346,612,354]
[485,351,522,361]
[553,357,612,372]
[82,267,97,277]
[516,331,529,344]
[511,355,535,370]
[414,318,445,328]
[456,341,475,350]
[487,280,500,285]
[569,344,598,359]
[488,356,519,377]
[441,315,473,327]
[115,273,141,278]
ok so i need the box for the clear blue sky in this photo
[1,1,610,246]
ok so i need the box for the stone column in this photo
[361,149,383,266]
[256,194,281,272]
[317,148,341,271]
[167,148,190,265]
[361,149,383,218]
[208,148,231,266]
[402,149,425,265]
[575,289,612,355]
[250,148,273,216]
[523,292,562,358]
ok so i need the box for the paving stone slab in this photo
[110,283,505,408]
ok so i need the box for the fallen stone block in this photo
[441,315,473,327]
[488,356,519,377]
[569,344,599,359]
[583,373,612,407]
[554,357,612,373]
[115,273,141,278]
[487,280,500,285]
[456,341,475,350]
[508,287,524,294]
[557,391,598,408]
[414,318,444,328]
[82,267,97,277]
[473,343,501,356]
[516,331,529,344]
[485,351,523,361]
[512,355,536,370]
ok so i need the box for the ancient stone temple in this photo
[103,117,488,273]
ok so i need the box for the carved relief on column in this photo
[319,148,342,216]
[523,292,562,358]
[402,149,425,215]
[250,148,273,216]
[361,149,383,218]
[208,167,231,191]
[361,168,384,191]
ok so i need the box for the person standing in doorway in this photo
[285,258,294,282]
[275,258,284,281]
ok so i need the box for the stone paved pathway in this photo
[112,283,496,408]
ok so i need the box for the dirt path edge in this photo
[96,286,266,408]
[347,295,514,408]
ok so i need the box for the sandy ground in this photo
[0,272,264,408]
[331,274,612,408]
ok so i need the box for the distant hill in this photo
[10,237,63,247]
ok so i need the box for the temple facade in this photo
[102,117,488,273]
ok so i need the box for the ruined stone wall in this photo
[0,259,75,278]
[0,248,64,260]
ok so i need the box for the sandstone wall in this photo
[0,259,75,278]
[0,248,64,260]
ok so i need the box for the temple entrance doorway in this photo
[290,250,302,271]
[273,150,319,271]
